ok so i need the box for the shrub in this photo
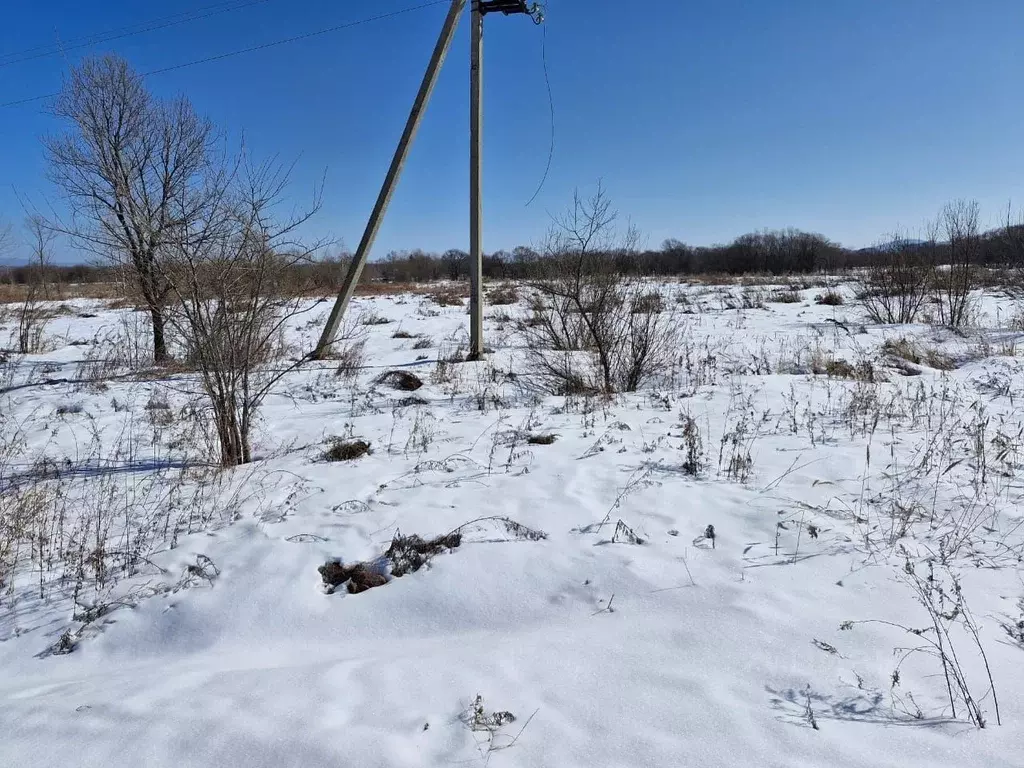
[429,288,465,307]
[360,311,391,325]
[768,289,802,303]
[811,355,878,381]
[161,160,321,467]
[881,337,956,370]
[487,284,519,305]
[523,185,682,394]
[631,292,665,314]
[862,232,932,324]
[934,200,979,330]
[334,339,367,383]
[815,290,844,306]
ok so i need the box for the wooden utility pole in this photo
[314,0,467,359]
[469,0,543,359]
[468,0,484,359]
[314,0,541,360]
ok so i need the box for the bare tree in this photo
[160,158,322,467]
[1001,202,1024,274]
[862,231,932,324]
[524,184,680,394]
[45,54,215,363]
[0,219,11,259]
[442,248,468,281]
[934,200,980,329]
[14,217,56,354]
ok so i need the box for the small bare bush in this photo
[487,284,519,305]
[360,310,391,326]
[739,288,766,309]
[934,201,979,329]
[631,291,665,314]
[12,217,55,354]
[815,290,844,306]
[862,232,932,324]
[161,158,323,466]
[881,337,955,370]
[809,351,877,381]
[842,559,999,728]
[429,287,465,307]
[333,339,366,384]
[768,288,802,304]
[523,185,681,394]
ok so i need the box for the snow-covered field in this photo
[3,279,1024,767]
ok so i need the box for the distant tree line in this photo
[4,219,1024,288]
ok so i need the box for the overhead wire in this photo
[0,0,277,68]
[0,0,259,61]
[144,1,448,76]
[0,1,449,109]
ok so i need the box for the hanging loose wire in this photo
[524,18,554,207]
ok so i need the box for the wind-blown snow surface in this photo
[2,282,1024,767]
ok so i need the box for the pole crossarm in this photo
[479,0,543,20]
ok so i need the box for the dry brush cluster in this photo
[521,186,683,394]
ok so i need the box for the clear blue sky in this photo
[1,0,1023,263]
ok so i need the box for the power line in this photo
[1,0,255,60]
[145,1,448,76]
[0,0,276,69]
[0,1,449,109]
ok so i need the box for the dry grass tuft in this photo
[815,290,845,306]
[768,288,802,303]
[487,284,519,305]
[881,337,956,370]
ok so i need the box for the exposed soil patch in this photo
[318,531,462,594]
[376,370,424,391]
[324,439,371,462]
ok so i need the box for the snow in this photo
[2,281,1024,767]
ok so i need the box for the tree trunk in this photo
[215,410,242,467]
[213,397,251,467]
[151,305,169,364]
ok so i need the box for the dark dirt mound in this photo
[324,439,371,462]
[317,561,389,594]
[376,370,424,391]
[385,531,462,578]
[318,531,462,594]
